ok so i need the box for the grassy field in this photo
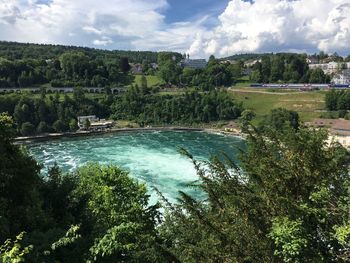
[229,87,327,123]
[132,75,163,87]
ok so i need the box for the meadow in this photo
[230,87,327,123]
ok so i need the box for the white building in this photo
[244,59,262,67]
[331,70,350,85]
[306,57,319,64]
[306,119,350,148]
[309,61,339,75]
[78,115,114,131]
[78,116,99,129]
[90,119,114,131]
[131,63,143,74]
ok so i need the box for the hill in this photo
[0,41,164,63]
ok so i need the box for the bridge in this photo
[0,87,126,94]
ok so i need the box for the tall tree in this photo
[0,113,43,241]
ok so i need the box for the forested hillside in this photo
[0,42,182,88]
[0,41,159,62]
[248,53,330,83]
[0,87,242,136]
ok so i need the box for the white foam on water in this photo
[29,131,244,203]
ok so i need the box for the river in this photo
[29,131,245,203]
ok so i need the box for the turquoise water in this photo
[29,131,244,203]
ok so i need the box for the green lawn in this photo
[132,75,163,87]
[230,89,327,123]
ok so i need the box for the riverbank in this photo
[15,126,244,144]
[15,126,243,144]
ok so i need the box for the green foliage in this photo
[20,122,35,136]
[0,113,42,240]
[178,57,236,89]
[308,68,329,83]
[333,222,350,261]
[334,223,350,246]
[0,90,112,135]
[0,112,15,140]
[0,121,166,262]
[247,53,326,84]
[157,58,182,85]
[36,121,49,133]
[269,217,307,262]
[112,88,243,125]
[0,42,153,88]
[0,232,32,263]
[52,119,68,132]
[239,109,256,132]
[160,110,350,262]
[0,41,159,62]
[69,118,78,131]
[325,89,350,111]
[50,225,81,251]
[259,108,300,132]
[72,163,163,262]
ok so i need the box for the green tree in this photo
[69,119,78,131]
[250,69,262,83]
[239,109,256,132]
[20,122,35,136]
[161,110,350,262]
[119,57,131,73]
[261,56,271,83]
[141,75,148,89]
[309,68,327,83]
[0,113,43,241]
[36,121,49,134]
[53,120,68,132]
[269,56,284,82]
[72,163,165,262]
[259,108,299,132]
[0,232,33,262]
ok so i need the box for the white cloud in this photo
[93,37,113,46]
[187,0,350,58]
[0,0,22,24]
[0,0,174,49]
[0,0,349,58]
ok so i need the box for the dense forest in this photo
[0,41,159,62]
[0,42,182,88]
[0,51,136,88]
[0,86,242,135]
[0,42,344,91]
[112,86,242,124]
[249,53,331,84]
[1,109,350,262]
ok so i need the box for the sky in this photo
[0,0,350,58]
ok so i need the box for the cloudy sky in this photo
[0,0,350,58]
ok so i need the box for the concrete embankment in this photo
[14,127,206,143]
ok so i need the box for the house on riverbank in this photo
[306,118,350,148]
[78,115,114,131]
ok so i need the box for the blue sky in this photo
[164,0,228,24]
[0,0,349,57]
